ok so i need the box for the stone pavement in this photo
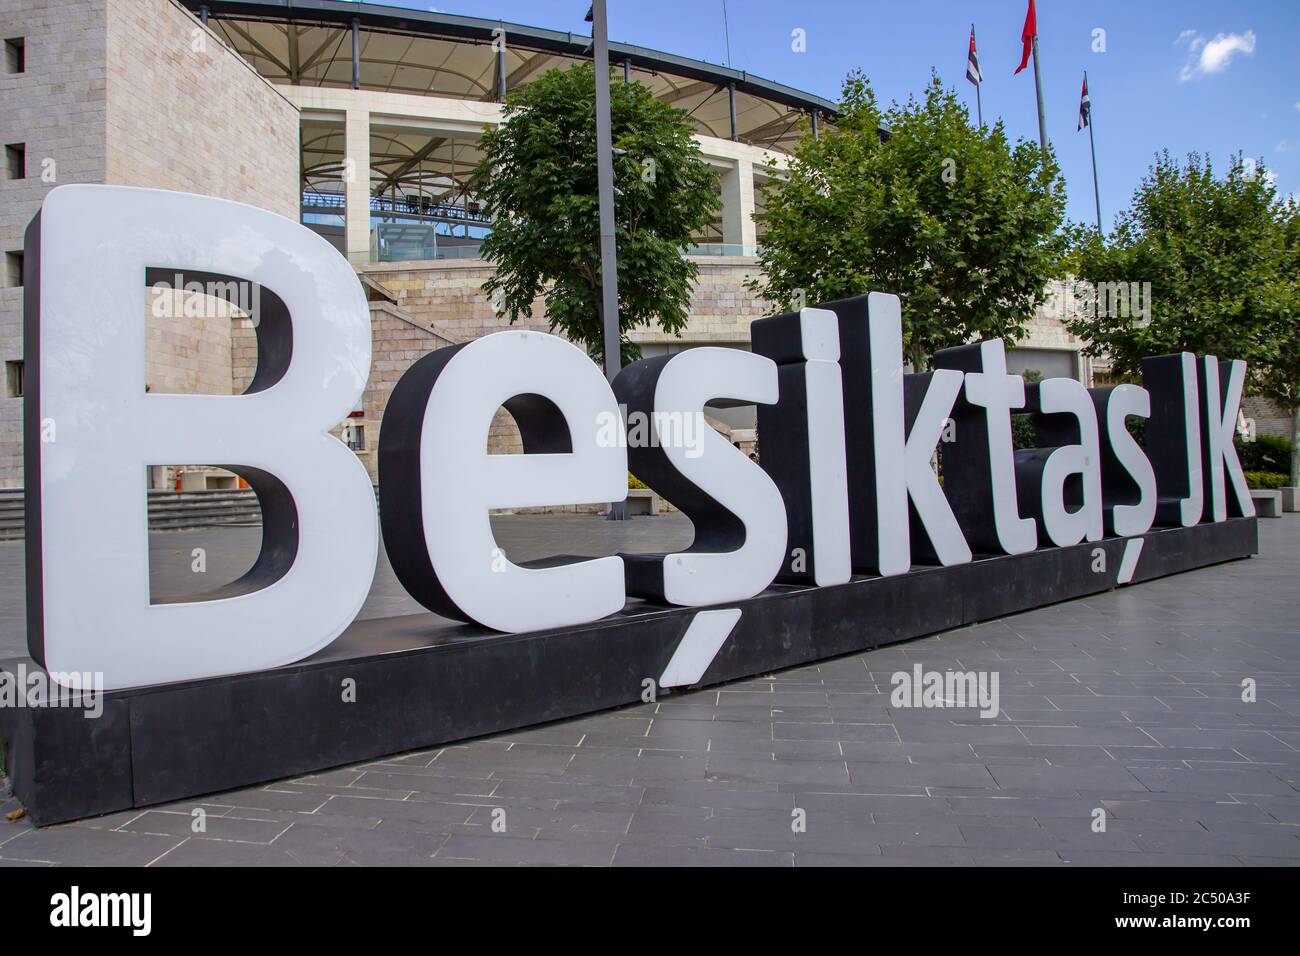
[1,515,1298,866]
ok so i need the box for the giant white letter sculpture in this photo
[25,186,378,689]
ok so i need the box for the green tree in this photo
[1256,198,1300,485]
[753,71,1067,370]
[472,65,720,364]
[1064,151,1299,485]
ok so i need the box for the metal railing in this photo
[302,191,493,225]
[364,232,762,264]
[366,239,760,264]
[685,243,761,258]
[372,222,486,262]
[305,196,761,262]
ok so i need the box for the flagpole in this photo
[1030,34,1048,155]
[972,23,983,127]
[1085,71,1102,232]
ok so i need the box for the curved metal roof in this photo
[180,0,837,151]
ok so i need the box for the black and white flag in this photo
[966,27,983,86]
[1078,74,1091,130]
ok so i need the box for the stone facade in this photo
[1241,396,1293,442]
[340,300,456,484]
[358,256,766,352]
[632,257,768,349]
[356,260,1084,359]
[144,287,235,396]
[353,257,770,493]
[0,0,111,486]
[0,0,298,488]
[1010,280,1095,384]
[1022,282,1092,351]
[103,0,298,219]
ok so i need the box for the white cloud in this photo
[1178,30,1256,81]
[1276,140,1297,153]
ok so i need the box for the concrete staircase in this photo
[0,488,270,541]
[0,488,26,541]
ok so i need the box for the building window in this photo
[5,143,25,180]
[3,38,23,75]
[345,423,366,452]
[3,251,21,288]
[5,361,22,399]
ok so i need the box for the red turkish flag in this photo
[1014,0,1037,74]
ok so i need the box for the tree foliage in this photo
[472,65,720,363]
[753,71,1067,369]
[1064,151,1291,379]
[1064,152,1300,484]
[1257,197,1300,484]
[1257,198,1300,412]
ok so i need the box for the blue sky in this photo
[381,0,1299,229]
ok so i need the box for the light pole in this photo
[588,1,620,384]
[587,1,628,518]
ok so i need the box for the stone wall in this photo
[1021,287,1090,352]
[355,257,771,496]
[1012,280,1095,383]
[122,0,298,412]
[317,298,608,507]
[0,0,301,488]
[632,257,768,348]
[104,0,299,220]
[360,256,767,349]
[144,287,235,396]
[232,317,257,394]
[360,259,553,346]
[0,0,111,486]
[1241,396,1293,442]
[360,259,1085,357]
[338,301,457,485]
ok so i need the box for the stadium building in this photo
[0,0,1093,495]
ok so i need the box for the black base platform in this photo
[1,518,1258,825]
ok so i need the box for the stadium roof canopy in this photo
[180,0,839,153]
